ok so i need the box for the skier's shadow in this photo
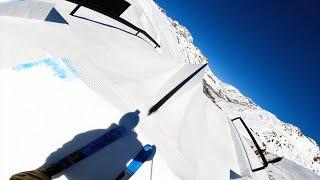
[42,110,152,180]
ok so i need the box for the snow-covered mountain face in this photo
[0,0,319,179]
[154,2,320,175]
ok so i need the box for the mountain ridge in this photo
[154,1,320,175]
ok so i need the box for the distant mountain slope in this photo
[154,1,320,176]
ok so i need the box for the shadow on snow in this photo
[41,110,154,180]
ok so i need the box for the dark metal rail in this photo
[67,0,161,48]
[231,117,268,172]
[148,64,207,115]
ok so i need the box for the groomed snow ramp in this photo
[0,0,298,179]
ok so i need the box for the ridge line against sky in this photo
[155,0,320,143]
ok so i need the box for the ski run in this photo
[0,0,319,179]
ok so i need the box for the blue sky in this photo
[156,0,320,142]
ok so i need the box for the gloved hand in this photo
[10,170,50,180]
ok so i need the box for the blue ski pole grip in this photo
[116,144,156,180]
[126,144,154,175]
[143,144,153,151]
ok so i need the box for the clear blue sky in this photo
[156,0,320,143]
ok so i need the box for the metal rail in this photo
[231,117,268,172]
[148,64,207,115]
[67,1,161,48]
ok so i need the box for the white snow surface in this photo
[0,0,319,179]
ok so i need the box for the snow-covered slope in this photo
[154,2,320,176]
[1,0,239,179]
[0,0,319,179]
[204,70,320,175]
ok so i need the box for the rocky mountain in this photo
[156,2,320,176]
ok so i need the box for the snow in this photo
[0,0,319,179]
[150,0,320,177]
[0,0,54,20]
[266,158,320,180]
